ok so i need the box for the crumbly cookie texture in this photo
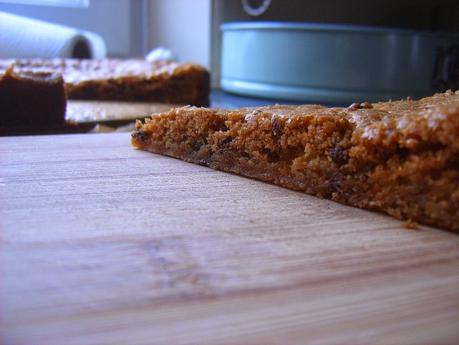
[0,58,210,106]
[132,91,459,231]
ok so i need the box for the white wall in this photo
[148,0,211,68]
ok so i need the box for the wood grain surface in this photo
[1,133,459,345]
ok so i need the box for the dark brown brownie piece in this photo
[132,91,459,231]
[1,59,210,106]
[0,65,67,130]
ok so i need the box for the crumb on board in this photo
[403,220,420,230]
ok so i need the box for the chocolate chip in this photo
[191,142,201,151]
[267,151,280,163]
[396,146,410,160]
[218,136,233,148]
[132,130,148,142]
[262,148,281,163]
[348,102,373,110]
[272,118,283,138]
[446,154,459,170]
[198,154,212,166]
[209,118,228,131]
[329,176,343,195]
[191,138,208,151]
[330,146,348,165]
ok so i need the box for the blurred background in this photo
[1,0,459,118]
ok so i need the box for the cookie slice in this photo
[0,65,67,130]
[2,59,210,106]
[132,91,459,231]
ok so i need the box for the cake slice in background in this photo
[0,65,67,132]
[2,59,210,106]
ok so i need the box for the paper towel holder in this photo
[72,39,91,59]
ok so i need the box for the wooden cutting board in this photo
[1,133,459,345]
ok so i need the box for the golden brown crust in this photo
[132,91,459,231]
[0,59,210,106]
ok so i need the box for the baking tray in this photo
[221,22,459,103]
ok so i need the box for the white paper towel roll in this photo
[80,29,106,60]
[0,11,106,59]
